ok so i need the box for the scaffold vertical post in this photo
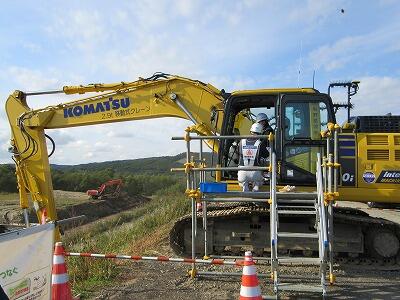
[199,140,208,257]
[328,126,339,284]
[185,133,197,278]
[269,134,278,292]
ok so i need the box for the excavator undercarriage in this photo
[170,202,400,269]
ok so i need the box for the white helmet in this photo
[250,123,264,134]
[256,113,268,123]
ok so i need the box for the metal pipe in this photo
[170,94,197,123]
[24,89,64,96]
[317,155,325,261]
[191,156,198,240]
[172,135,269,141]
[184,136,196,274]
[328,154,333,195]
[172,166,269,172]
[202,191,317,200]
[203,198,208,256]
[197,271,271,278]
[270,150,278,289]
[65,253,240,265]
[328,128,338,280]
[317,153,328,251]
[23,209,30,227]
[210,255,270,262]
[322,158,327,193]
[334,129,339,193]
[328,201,334,279]
[199,140,208,256]
[56,215,86,227]
[204,198,269,203]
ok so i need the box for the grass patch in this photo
[64,182,190,298]
[0,193,19,201]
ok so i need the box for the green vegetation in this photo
[64,182,189,297]
[0,193,19,201]
[0,165,17,193]
[0,153,204,297]
[0,152,212,194]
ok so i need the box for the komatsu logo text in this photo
[63,97,130,118]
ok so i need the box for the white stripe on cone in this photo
[53,254,65,264]
[240,286,262,297]
[242,265,257,275]
[51,273,69,285]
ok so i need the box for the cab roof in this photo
[230,87,319,97]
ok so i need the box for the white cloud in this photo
[45,118,193,165]
[45,10,107,52]
[309,23,400,71]
[0,126,11,162]
[47,130,75,146]
[5,67,60,92]
[331,76,400,123]
[352,76,400,116]
[22,42,42,53]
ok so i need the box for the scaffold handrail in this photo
[172,134,269,140]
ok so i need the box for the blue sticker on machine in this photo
[376,171,400,184]
[362,172,376,184]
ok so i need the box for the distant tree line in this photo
[0,165,184,196]
[0,165,17,193]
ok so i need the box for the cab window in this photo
[284,101,328,140]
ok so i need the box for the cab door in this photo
[277,94,334,185]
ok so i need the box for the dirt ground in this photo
[0,190,148,227]
[88,202,400,300]
[90,243,400,300]
[4,192,400,299]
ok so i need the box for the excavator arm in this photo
[5,73,225,230]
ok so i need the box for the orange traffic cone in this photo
[239,251,262,300]
[52,242,76,300]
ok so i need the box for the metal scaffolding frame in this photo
[171,125,340,297]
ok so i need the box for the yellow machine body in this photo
[338,132,400,203]
[4,73,400,231]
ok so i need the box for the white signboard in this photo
[0,223,54,300]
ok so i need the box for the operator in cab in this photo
[238,123,270,192]
[255,112,273,135]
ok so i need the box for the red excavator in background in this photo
[87,179,123,200]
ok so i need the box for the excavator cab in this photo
[219,90,336,187]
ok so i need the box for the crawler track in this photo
[170,203,400,270]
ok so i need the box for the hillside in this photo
[51,152,213,174]
[0,152,214,193]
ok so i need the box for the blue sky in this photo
[1,0,399,164]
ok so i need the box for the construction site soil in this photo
[78,202,400,300]
[2,192,400,298]
[0,190,149,228]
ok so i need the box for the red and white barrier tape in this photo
[64,252,249,266]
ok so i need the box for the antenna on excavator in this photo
[312,70,316,89]
[328,80,360,123]
[297,40,303,87]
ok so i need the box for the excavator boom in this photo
[5,73,225,228]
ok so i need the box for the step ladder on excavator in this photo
[270,151,331,296]
[268,140,336,297]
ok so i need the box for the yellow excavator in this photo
[5,72,400,265]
